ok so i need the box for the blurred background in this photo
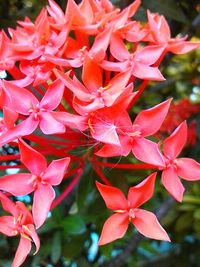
[0,0,200,266]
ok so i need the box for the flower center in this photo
[163,157,178,170]
[128,208,136,220]
[28,172,47,189]
[28,104,46,119]
[78,46,88,62]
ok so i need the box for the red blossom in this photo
[0,139,70,228]
[96,173,170,245]
[0,192,40,267]
[158,121,200,202]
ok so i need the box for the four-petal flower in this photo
[96,173,170,245]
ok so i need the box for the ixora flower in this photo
[0,139,70,228]
[96,173,170,245]
[157,121,200,202]
[0,78,66,147]
[0,192,40,267]
[95,99,171,166]
[146,10,200,54]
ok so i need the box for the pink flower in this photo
[101,43,166,81]
[55,59,132,115]
[146,10,200,54]
[96,99,171,166]
[0,78,65,146]
[0,106,18,136]
[96,173,170,245]
[158,121,200,202]
[0,31,18,71]
[0,192,40,267]
[0,139,70,228]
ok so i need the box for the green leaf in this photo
[37,220,57,234]
[175,213,193,232]
[61,214,86,235]
[62,235,86,259]
[194,209,200,220]
[99,243,113,258]
[183,195,200,205]
[178,204,196,212]
[51,232,62,264]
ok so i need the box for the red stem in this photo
[0,154,20,161]
[92,159,156,170]
[65,164,83,178]
[8,66,24,80]
[92,164,111,185]
[0,165,23,170]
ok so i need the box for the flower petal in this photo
[18,139,47,176]
[39,112,65,134]
[168,41,200,55]
[132,63,165,81]
[0,173,33,196]
[134,99,172,137]
[132,138,165,167]
[65,0,87,26]
[52,111,88,131]
[54,70,90,102]
[40,78,65,110]
[110,34,130,61]
[90,27,112,61]
[98,213,129,245]
[3,106,18,129]
[25,224,40,254]
[0,192,17,216]
[96,181,128,211]
[3,80,38,115]
[0,115,38,147]
[161,167,185,202]
[90,117,120,146]
[33,183,55,229]
[82,55,102,92]
[163,121,187,160]
[176,158,200,181]
[101,59,130,72]
[96,135,131,157]
[0,216,16,236]
[133,209,170,241]
[12,237,31,267]
[15,202,33,225]
[134,44,166,65]
[43,157,70,185]
[128,172,157,208]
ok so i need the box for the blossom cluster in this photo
[0,0,200,266]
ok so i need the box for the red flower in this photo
[159,121,200,202]
[96,173,170,245]
[0,78,65,146]
[146,10,200,54]
[0,139,70,228]
[0,192,40,267]
[96,99,171,166]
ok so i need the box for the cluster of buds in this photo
[0,0,200,266]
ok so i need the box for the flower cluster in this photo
[0,0,200,266]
